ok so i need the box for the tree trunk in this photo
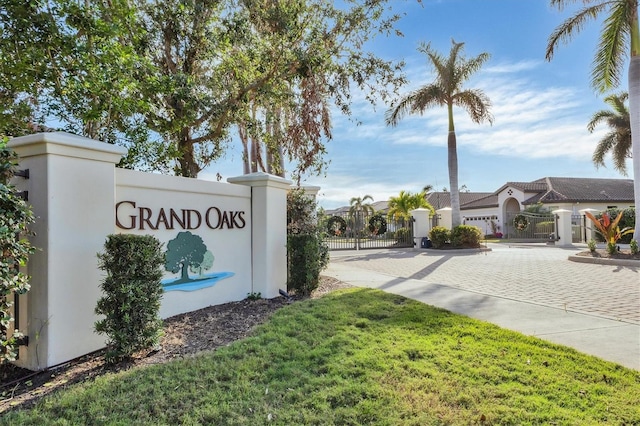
[447,104,461,228]
[629,55,640,241]
[239,123,250,174]
[177,129,201,178]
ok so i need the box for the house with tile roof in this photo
[426,177,635,237]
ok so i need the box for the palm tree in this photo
[588,92,632,175]
[386,40,493,228]
[546,0,640,241]
[387,190,434,226]
[348,195,375,234]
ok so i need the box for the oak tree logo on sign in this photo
[162,231,233,292]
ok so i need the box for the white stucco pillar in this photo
[411,208,432,249]
[579,208,600,243]
[299,185,321,201]
[228,172,291,299]
[436,207,452,230]
[8,132,126,370]
[553,209,573,247]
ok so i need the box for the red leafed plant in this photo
[584,211,635,254]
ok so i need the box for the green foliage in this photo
[5,289,640,424]
[630,239,639,255]
[450,225,482,248]
[587,239,597,252]
[367,214,387,235]
[524,202,549,214]
[95,234,165,364]
[585,210,634,246]
[394,227,411,244]
[535,220,555,235]
[429,226,450,249]
[287,188,329,296]
[287,234,329,296]
[1,1,409,178]
[387,190,434,224]
[595,208,636,243]
[0,144,35,363]
[386,40,493,228]
[246,292,262,301]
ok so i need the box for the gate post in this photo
[436,207,452,230]
[8,132,126,370]
[411,208,432,249]
[579,208,599,242]
[228,172,291,299]
[553,209,573,247]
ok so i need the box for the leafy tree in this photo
[165,231,207,283]
[1,0,412,180]
[348,195,376,217]
[388,190,434,225]
[386,40,493,228]
[546,0,640,241]
[348,195,375,233]
[588,92,632,175]
[0,1,148,146]
[0,140,35,363]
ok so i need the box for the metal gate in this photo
[572,214,586,243]
[322,211,414,250]
[504,211,557,241]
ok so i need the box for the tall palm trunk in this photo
[629,55,640,241]
[447,105,462,228]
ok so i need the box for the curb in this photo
[568,254,640,267]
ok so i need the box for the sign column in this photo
[228,172,291,299]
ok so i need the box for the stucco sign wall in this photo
[7,132,290,371]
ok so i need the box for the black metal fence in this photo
[321,211,414,250]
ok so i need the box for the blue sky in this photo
[201,0,631,210]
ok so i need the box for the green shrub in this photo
[0,142,35,363]
[429,226,450,249]
[287,188,329,296]
[395,227,411,244]
[630,239,639,255]
[587,239,597,252]
[535,221,554,235]
[95,234,165,363]
[287,234,329,296]
[593,208,636,244]
[451,225,482,248]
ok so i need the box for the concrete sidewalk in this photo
[324,244,640,371]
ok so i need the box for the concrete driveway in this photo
[324,243,640,371]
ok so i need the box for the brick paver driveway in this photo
[329,243,640,325]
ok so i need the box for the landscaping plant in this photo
[429,226,450,248]
[631,239,639,255]
[0,142,35,363]
[450,224,482,248]
[286,188,329,296]
[95,234,165,363]
[584,211,635,255]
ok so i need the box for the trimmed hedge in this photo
[95,234,165,363]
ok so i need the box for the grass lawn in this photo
[2,288,639,425]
